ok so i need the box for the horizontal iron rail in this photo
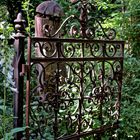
[31,57,123,63]
[32,94,121,104]
[31,37,125,44]
[57,123,119,140]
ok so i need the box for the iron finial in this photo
[14,13,26,37]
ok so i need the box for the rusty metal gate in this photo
[13,0,124,140]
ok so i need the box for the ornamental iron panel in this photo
[13,0,124,140]
[26,38,124,140]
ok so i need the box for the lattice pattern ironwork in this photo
[23,0,124,140]
[25,38,124,140]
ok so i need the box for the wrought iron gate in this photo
[13,0,124,140]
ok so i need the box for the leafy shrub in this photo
[118,55,140,139]
[0,17,15,139]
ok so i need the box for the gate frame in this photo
[13,1,125,140]
[25,37,124,140]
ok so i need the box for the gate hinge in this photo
[20,64,29,76]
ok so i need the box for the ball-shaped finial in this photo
[14,13,25,37]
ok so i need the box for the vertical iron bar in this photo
[26,37,31,140]
[78,42,85,137]
[13,13,25,140]
[100,44,105,124]
[78,1,88,138]
[97,44,106,140]
[54,42,61,139]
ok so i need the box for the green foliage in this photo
[123,0,140,57]
[0,11,15,139]
[22,0,34,34]
[1,127,26,140]
[118,55,140,139]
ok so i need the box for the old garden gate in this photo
[13,0,124,140]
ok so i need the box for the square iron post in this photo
[13,13,25,140]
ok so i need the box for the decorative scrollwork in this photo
[88,43,103,57]
[26,0,124,139]
[43,0,117,40]
[34,41,57,58]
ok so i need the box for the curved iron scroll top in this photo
[44,15,117,40]
[37,0,117,40]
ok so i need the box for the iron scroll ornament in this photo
[27,38,124,140]
[43,1,116,40]
[24,0,124,139]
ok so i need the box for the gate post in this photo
[13,13,25,140]
[34,0,66,98]
[35,0,64,81]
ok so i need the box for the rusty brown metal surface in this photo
[25,0,124,139]
[26,36,124,139]
[13,13,26,140]
[36,0,63,17]
[13,0,124,140]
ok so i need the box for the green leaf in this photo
[1,127,27,140]
[10,127,26,135]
